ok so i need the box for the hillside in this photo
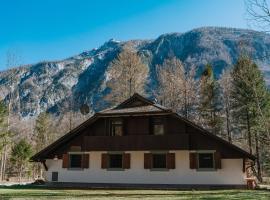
[1,27,270,118]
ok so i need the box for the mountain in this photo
[1,27,270,118]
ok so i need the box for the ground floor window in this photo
[152,153,167,169]
[69,154,82,168]
[198,153,214,169]
[109,154,123,169]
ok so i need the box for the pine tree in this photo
[105,45,148,105]
[34,112,54,152]
[199,64,222,134]
[231,55,270,182]
[10,139,32,182]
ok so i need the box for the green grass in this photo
[0,187,269,200]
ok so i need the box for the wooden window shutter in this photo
[144,153,152,169]
[189,152,197,169]
[214,152,222,169]
[242,159,246,173]
[166,153,175,169]
[101,153,108,169]
[82,154,89,168]
[123,153,131,169]
[62,154,69,168]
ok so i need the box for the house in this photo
[31,93,256,188]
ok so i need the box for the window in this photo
[198,153,214,169]
[69,154,82,168]
[153,118,164,135]
[110,119,123,136]
[109,154,123,169]
[152,154,167,169]
[51,172,58,182]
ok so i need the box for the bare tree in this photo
[219,69,233,142]
[245,0,270,32]
[157,57,185,112]
[105,45,149,104]
[0,50,21,181]
[157,57,198,118]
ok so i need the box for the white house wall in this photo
[45,151,246,185]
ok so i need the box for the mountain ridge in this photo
[1,27,270,118]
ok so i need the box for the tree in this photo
[10,139,32,182]
[105,45,148,105]
[231,55,270,182]
[245,0,270,32]
[0,100,8,181]
[199,64,222,134]
[156,57,198,119]
[34,112,54,152]
[219,69,234,142]
[33,112,54,178]
[156,57,185,113]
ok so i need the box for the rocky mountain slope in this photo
[1,27,270,118]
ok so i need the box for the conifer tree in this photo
[231,55,270,182]
[199,64,222,134]
[10,139,32,182]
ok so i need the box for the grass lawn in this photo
[0,186,269,200]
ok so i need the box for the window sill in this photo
[150,168,169,172]
[196,168,217,172]
[106,168,125,171]
[67,168,84,171]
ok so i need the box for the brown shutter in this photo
[166,153,175,169]
[123,153,131,169]
[101,153,108,169]
[144,153,152,169]
[242,159,246,173]
[214,152,221,169]
[82,154,89,168]
[62,154,69,168]
[189,152,197,169]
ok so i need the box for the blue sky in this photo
[0,0,249,70]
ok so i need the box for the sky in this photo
[0,0,249,70]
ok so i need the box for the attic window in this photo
[153,118,164,135]
[110,119,123,136]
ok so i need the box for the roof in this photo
[31,93,256,161]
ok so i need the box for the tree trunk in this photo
[254,132,262,182]
[246,109,252,154]
[225,105,232,143]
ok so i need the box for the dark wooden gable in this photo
[31,94,256,162]
[115,93,154,109]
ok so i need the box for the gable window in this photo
[110,119,123,136]
[69,154,82,168]
[152,154,167,169]
[109,154,123,169]
[153,118,164,135]
[198,153,214,169]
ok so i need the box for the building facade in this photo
[31,94,255,188]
